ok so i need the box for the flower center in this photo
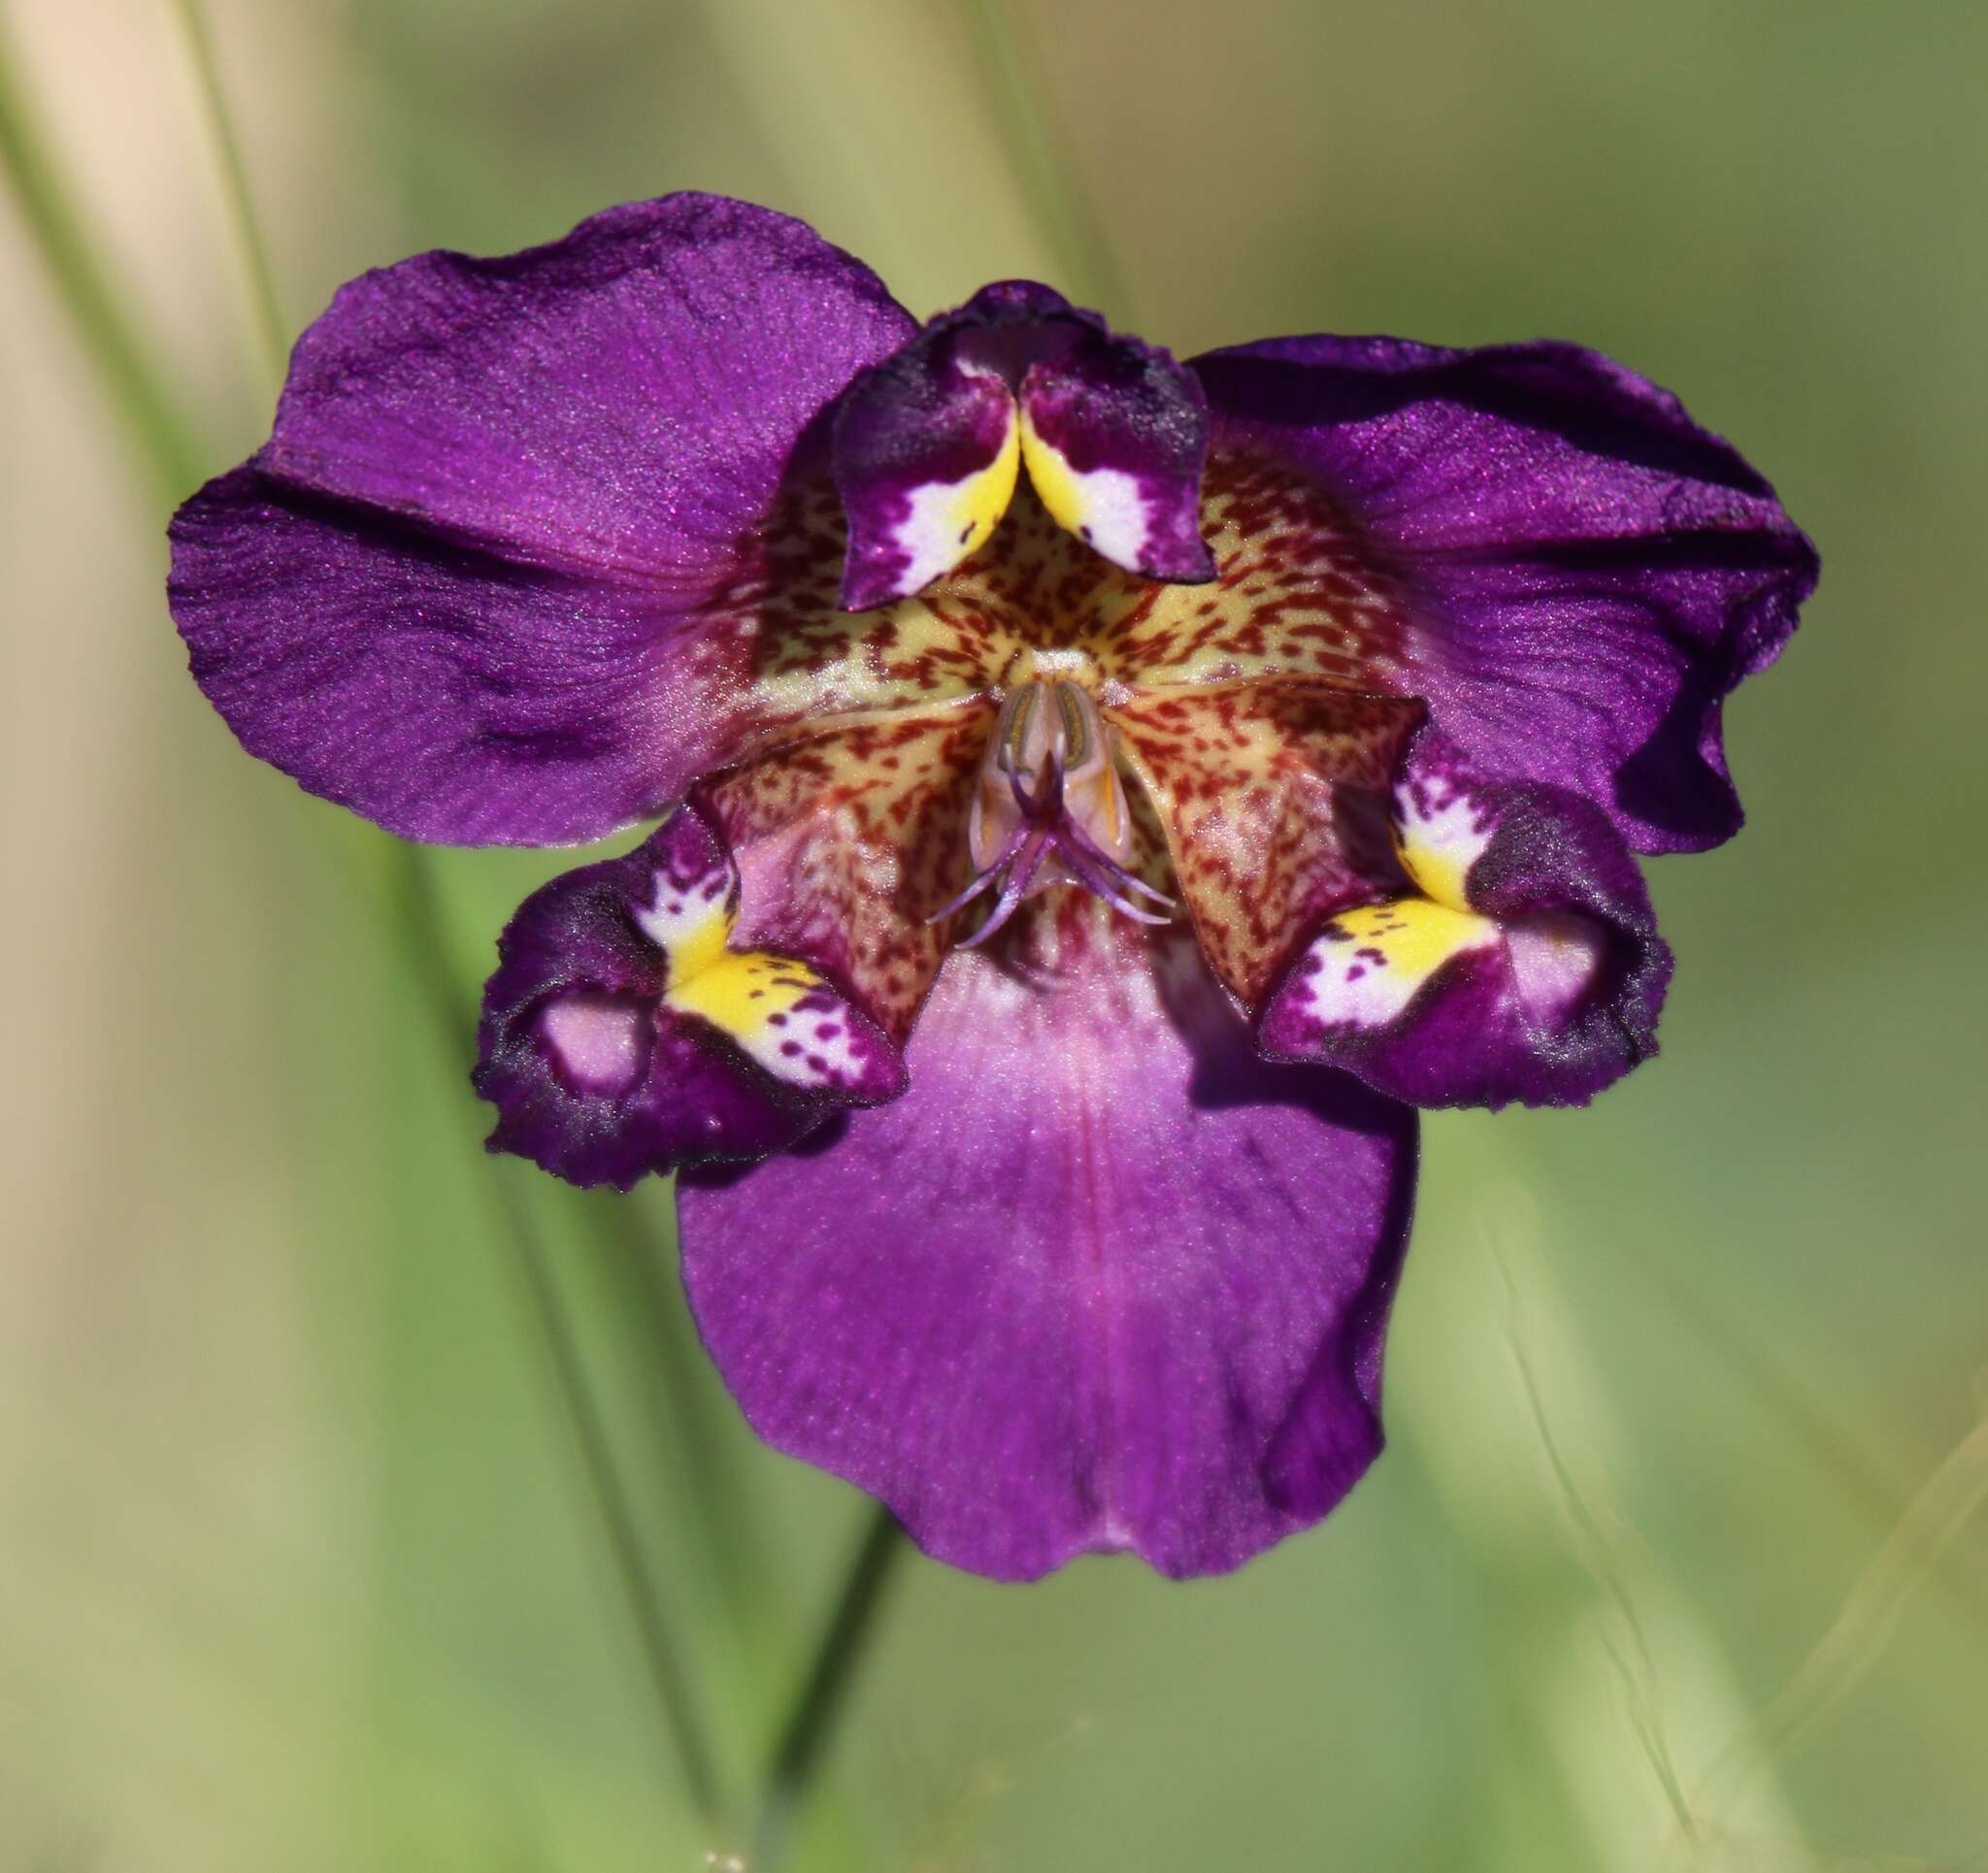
[931,679,1172,948]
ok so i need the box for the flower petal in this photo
[832,322,1022,611]
[169,195,950,844]
[1013,319,1215,586]
[1260,739,1672,1108]
[833,281,1213,608]
[702,703,996,1044]
[1110,681,1423,1007]
[677,909,1417,1581]
[475,804,904,1190]
[1187,337,1818,853]
[171,470,701,844]
[263,194,913,579]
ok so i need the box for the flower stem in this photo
[750,1503,908,1870]
[168,0,290,393]
[0,20,204,498]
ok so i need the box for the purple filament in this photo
[928,756,1175,948]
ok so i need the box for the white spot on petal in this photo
[541,993,648,1094]
[1505,911,1606,1026]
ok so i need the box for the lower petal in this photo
[677,912,1417,1582]
[475,809,905,1190]
[1261,742,1673,1108]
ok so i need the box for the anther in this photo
[931,680,1174,945]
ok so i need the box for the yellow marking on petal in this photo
[953,413,1022,558]
[1392,790,1491,912]
[1398,840,1472,914]
[1019,406,1147,570]
[1334,898,1492,973]
[891,411,1022,597]
[1305,895,1501,1027]
[665,948,822,1040]
[1018,406,1087,537]
[643,871,820,1046]
[664,903,735,983]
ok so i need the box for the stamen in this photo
[932,679,1175,944]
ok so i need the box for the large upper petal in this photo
[677,904,1417,1582]
[169,195,946,845]
[260,193,914,580]
[1179,337,1818,854]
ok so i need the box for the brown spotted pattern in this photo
[697,451,1409,744]
[1092,450,1411,691]
[663,476,1005,779]
[704,702,995,1045]
[692,447,1422,1026]
[1111,684,1421,1007]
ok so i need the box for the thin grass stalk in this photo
[1628,1243,1988,1632]
[750,1503,908,1871]
[0,21,203,497]
[577,1192,783,1658]
[1701,1405,1988,1811]
[166,19,762,1661]
[388,846,730,1832]
[7,28,733,1831]
[494,1188,729,1835]
[1495,1247,1701,1851]
[955,0,1132,314]
[168,0,289,394]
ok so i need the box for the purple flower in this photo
[167,194,1816,1580]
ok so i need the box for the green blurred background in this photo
[4,0,1984,1867]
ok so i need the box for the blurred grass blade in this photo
[1495,1241,1701,1851]
[956,0,1128,312]
[4,28,737,1826]
[496,1173,728,1833]
[0,19,203,497]
[169,0,289,393]
[751,1503,907,1871]
[1704,1404,1988,1808]
[1628,1239,1988,1633]
[388,843,730,1833]
[580,1191,781,1657]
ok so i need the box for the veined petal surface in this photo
[1111,682,1422,1008]
[678,906,1416,1582]
[703,702,996,1045]
[1187,336,1818,853]
[170,196,960,844]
